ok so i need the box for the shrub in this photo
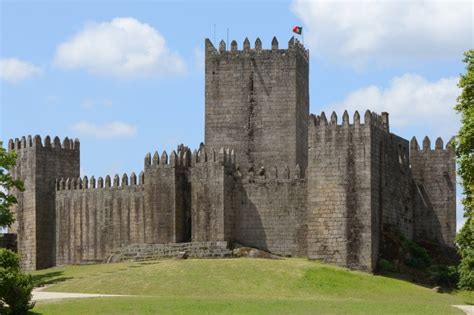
[378,259,396,273]
[458,249,474,289]
[427,265,459,287]
[0,248,20,271]
[401,238,432,269]
[0,249,34,314]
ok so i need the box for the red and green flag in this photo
[292,26,302,35]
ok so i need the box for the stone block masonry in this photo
[8,36,456,272]
[204,37,309,176]
[410,136,456,246]
[307,111,376,271]
[9,136,79,270]
[116,241,232,261]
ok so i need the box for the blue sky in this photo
[0,0,472,229]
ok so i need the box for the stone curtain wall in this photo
[410,137,456,246]
[372,130,414,240]
[233,167,307,257]
[306,111,379,271]
[55,174,145,265]
[9,136,80,270]
[204,37,309,176]
[369,118,417,269]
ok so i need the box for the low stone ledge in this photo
[108,241,233,262]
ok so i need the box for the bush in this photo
[401,238,432,269]
[0,248,20,271]
[0,249,34,314]
[378,259,396,273]
[427,265,459,287]
[458,249,474,289]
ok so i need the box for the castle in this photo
[5,37,456,271]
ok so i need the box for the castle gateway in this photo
[7,37,456,271]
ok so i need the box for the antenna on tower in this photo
[226,28,229,48]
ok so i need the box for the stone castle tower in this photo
[5,37,456,271]
[205,37,309,175]
[8,136,80,270]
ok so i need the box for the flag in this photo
[292,26,302,35]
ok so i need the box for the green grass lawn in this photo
[29,258,473,314]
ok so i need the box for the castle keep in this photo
[6,37,456,271]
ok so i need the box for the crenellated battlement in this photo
[144,145,193,169]
[191,147,235,166]
[8,135,80,151]
[309,110,389,132]
[409,136,455,153]
[205,36,308,60]
[56,171,145,191]
[144,146,235,169]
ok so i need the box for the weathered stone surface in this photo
[116,241,232,261]
[232,246,283,260]
[7,37,456,273]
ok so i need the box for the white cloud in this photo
[291,0,473,67]
[0,58,42,83]
[70,121,137,139]
[326,74,460,136]
[54,17,186,78]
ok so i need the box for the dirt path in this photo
[32,287,127,301]
[453,305,474,315]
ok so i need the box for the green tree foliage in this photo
[0,249,35,314]
[455,50,474,290]
[0,142,34,314]
[0,141,24,227]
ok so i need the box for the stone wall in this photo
[410,137,456,246]
[190,147,235,242]
[9,136,80,270]
[204,37,309,176]
[373,130,414,240]
[233,167,307,257]
[306,111,380,271]
[144,149,190,244]
[55,173,145,265]
[370,116,416,268]
[117,241,232,261]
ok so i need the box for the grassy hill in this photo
[29,258,472,314]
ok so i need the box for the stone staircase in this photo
[110,241,233,262]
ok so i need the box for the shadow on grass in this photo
[136,260,161,265]
[31,271,72,287]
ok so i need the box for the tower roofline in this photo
[205,36,309,60]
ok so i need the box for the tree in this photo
[0,142,34,314]
[455,50,474,290]
[0,141,24,228]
